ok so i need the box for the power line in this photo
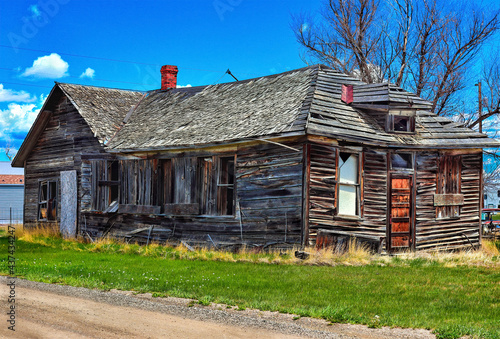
[0,44,256,75]
[0,44,159,67]
[0,81,53,89]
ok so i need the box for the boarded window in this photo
[160,159,173,207]
[38,180,57,221]
[338,152,360,216]
[436,155,462,218]
[217,156,235,215]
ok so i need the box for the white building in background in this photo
[484,187,500,209]
[0,162,24,224]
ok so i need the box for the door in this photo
[60,170,77,238]
[389,174,413,251]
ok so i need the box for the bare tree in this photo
[3,141,15,161]
[293,0,500,116]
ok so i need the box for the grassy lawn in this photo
[1,233,499,339]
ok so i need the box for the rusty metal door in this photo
[389,174,413,251]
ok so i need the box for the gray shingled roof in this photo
[304,67,499,148]
[57,83,144,143]
[108,68,314,150]
[49,65,499,151]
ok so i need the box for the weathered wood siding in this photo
[307,143,388,245]
[81,142,304,245]
[307,143,336,241]
[24,92,105,228]
[415,151,482,250]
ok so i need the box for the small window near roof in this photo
[391,153,413,169]
[386,109,416,133]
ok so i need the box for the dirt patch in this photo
[0,276,434,338]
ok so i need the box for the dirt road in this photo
[0,276,434,338]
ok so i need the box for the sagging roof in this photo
[13,65,500,166]
[109,65,498,150]
[57,83,145,143]
[108,67,314,150]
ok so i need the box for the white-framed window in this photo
[337,152,360,216]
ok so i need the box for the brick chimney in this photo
[160,65,178,90]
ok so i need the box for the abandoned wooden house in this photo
[12,64,500,251]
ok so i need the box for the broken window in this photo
[38,180,57,221]
[387,114,415,133]
[436,155,462,218]
[391,153,413,169]
[337,152,360,216]
[217,156,235,215]
[91,160,120,211]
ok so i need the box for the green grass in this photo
[1,236,499,339]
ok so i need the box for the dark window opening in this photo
[38,180,57,221]
[391,153,413,169]
[387,115,415,133]
[394,116,409,131]
[217,157,235,215]
[109,161,119,204]
[497,190,500,198]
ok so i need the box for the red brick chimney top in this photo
[160,65,178,90]
[341,84,353,104]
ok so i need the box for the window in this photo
[161,155,235,216]
[497,190,500,198]
[436,155,462,218]
[337,152,360,216]
[38,180,57,221]
[391,153,413,169]
[92,160,120,211]
[386,109,416,133]
[160,159,173,206]
[217,156,235,215]
[108,161,119,205]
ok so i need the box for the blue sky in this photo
[0,0,498,162]
[0,0,323,161]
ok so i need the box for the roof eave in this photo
[11,84,60,167]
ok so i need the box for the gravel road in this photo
[0,276,435,338]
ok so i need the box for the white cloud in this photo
[177,84,192,88]
[0,84,36,102]
[79,68,95,79]
[0,103,38,138]
[21,53,69,79]
[0,95,45,148]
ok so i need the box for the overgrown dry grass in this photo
[10,225,500,267]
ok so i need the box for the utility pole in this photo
[476,82,483,133]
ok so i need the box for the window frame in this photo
[390,152,414,170]
[386,109,416,133]
[216,155,236,216]
[38,180,58,221]
[336,150,362,218]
